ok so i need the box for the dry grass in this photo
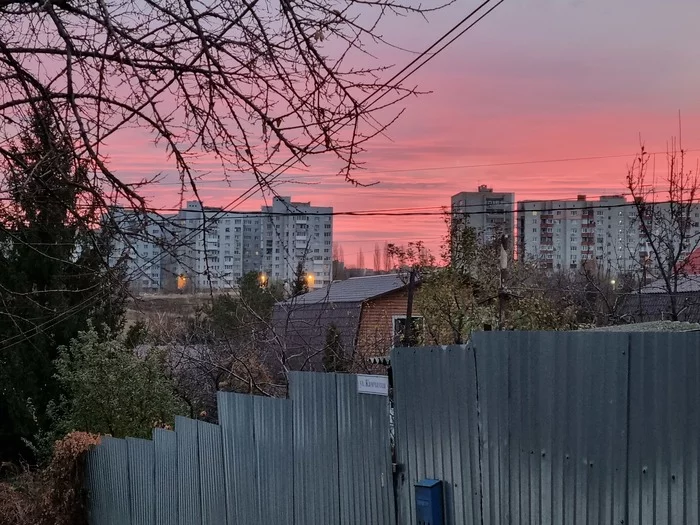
[0,432,101,525]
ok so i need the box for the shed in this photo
[270,273,421,371]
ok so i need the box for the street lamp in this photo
[258,272,268,288]
[305,273,315,288]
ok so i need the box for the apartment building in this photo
[261,196,333,289]
[108,195,332,292]
[173,201,262,291]
[451,185,515,243]
[107,207,173,292]
[518,195,656,273]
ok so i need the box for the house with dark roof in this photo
[618,276,700,322]
[270,273,422,371]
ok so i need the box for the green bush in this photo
[53,324,184,438]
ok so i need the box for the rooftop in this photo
[639,276,700,294]
[283,273,407,305]
[585,321,700,332]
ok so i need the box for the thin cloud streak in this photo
[102,0,700,260]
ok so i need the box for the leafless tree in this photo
[373,242,381,272]
[142,287,286,417]
[332,241,343,263]
[1,0,450,209]
[0,0,455,303]
[575,263,631,325]
[356,246,365,271]
[382,240,391,272]
[626,138,700,320]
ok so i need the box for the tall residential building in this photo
[518,194,660,273]
[107,195,332,292]
[261,196,333,289]
[451,186,515,243]
[173,201,262,291]
[107,207,173,292]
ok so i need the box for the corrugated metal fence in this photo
[86,332,699,525]
[392,331,700,525]
[85,371,394,525]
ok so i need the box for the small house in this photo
[619,276,700,323]
[270,274,422,371]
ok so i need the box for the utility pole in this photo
[497,234,509,330]
[403,268,416,346]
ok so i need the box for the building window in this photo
[392,315,424,347]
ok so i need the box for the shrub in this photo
[0,432,100,525]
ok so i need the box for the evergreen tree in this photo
[0,105,126,463]
[291,261,309,296]
[322,324,347,373]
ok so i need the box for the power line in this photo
[103,198,700,218]
[111,196,700,283]
[4,193,698,235]
[215,0,504,211]
[0,289,110,350]
[224,0,505,211]
[112,1,506,285]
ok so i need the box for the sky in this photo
[111,0,700,267]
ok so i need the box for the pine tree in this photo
[291,261,309,296]
[0,105,126,463]
[322,324,346,372]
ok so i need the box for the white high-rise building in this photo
[516,194,691,274]
[107,195,332,292]
[451,186,515,243]
[261,196,333,289]
[173,201,262,291]
[107,207,173,292]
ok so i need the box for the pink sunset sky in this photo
[110,0,700,266]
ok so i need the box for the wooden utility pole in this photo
[403,268,416,346]
[497,234,509,330]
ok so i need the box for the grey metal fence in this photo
[85,371,394,525]
[392,331,700,525]
[86,331,699,525]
